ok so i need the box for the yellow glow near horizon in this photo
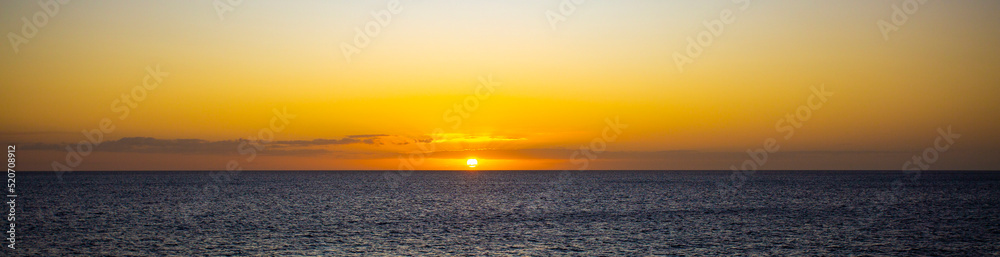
[1,1,999,171]
[467,159,478,168]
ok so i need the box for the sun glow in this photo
[466,159,478,168]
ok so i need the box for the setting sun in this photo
[3,0,1000,255]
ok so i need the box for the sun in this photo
[466,158,478,168]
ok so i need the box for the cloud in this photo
[20,137,242,154]
[18,134,408,156]
[274,134,416,147]
[0,131,78,136]
[429,134,527,143]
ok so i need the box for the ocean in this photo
[15,170,1000,256]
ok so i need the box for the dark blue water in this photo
[14,171,1000,256]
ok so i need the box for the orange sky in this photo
[2,0,999,171]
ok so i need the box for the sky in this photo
[1,0,999,171]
